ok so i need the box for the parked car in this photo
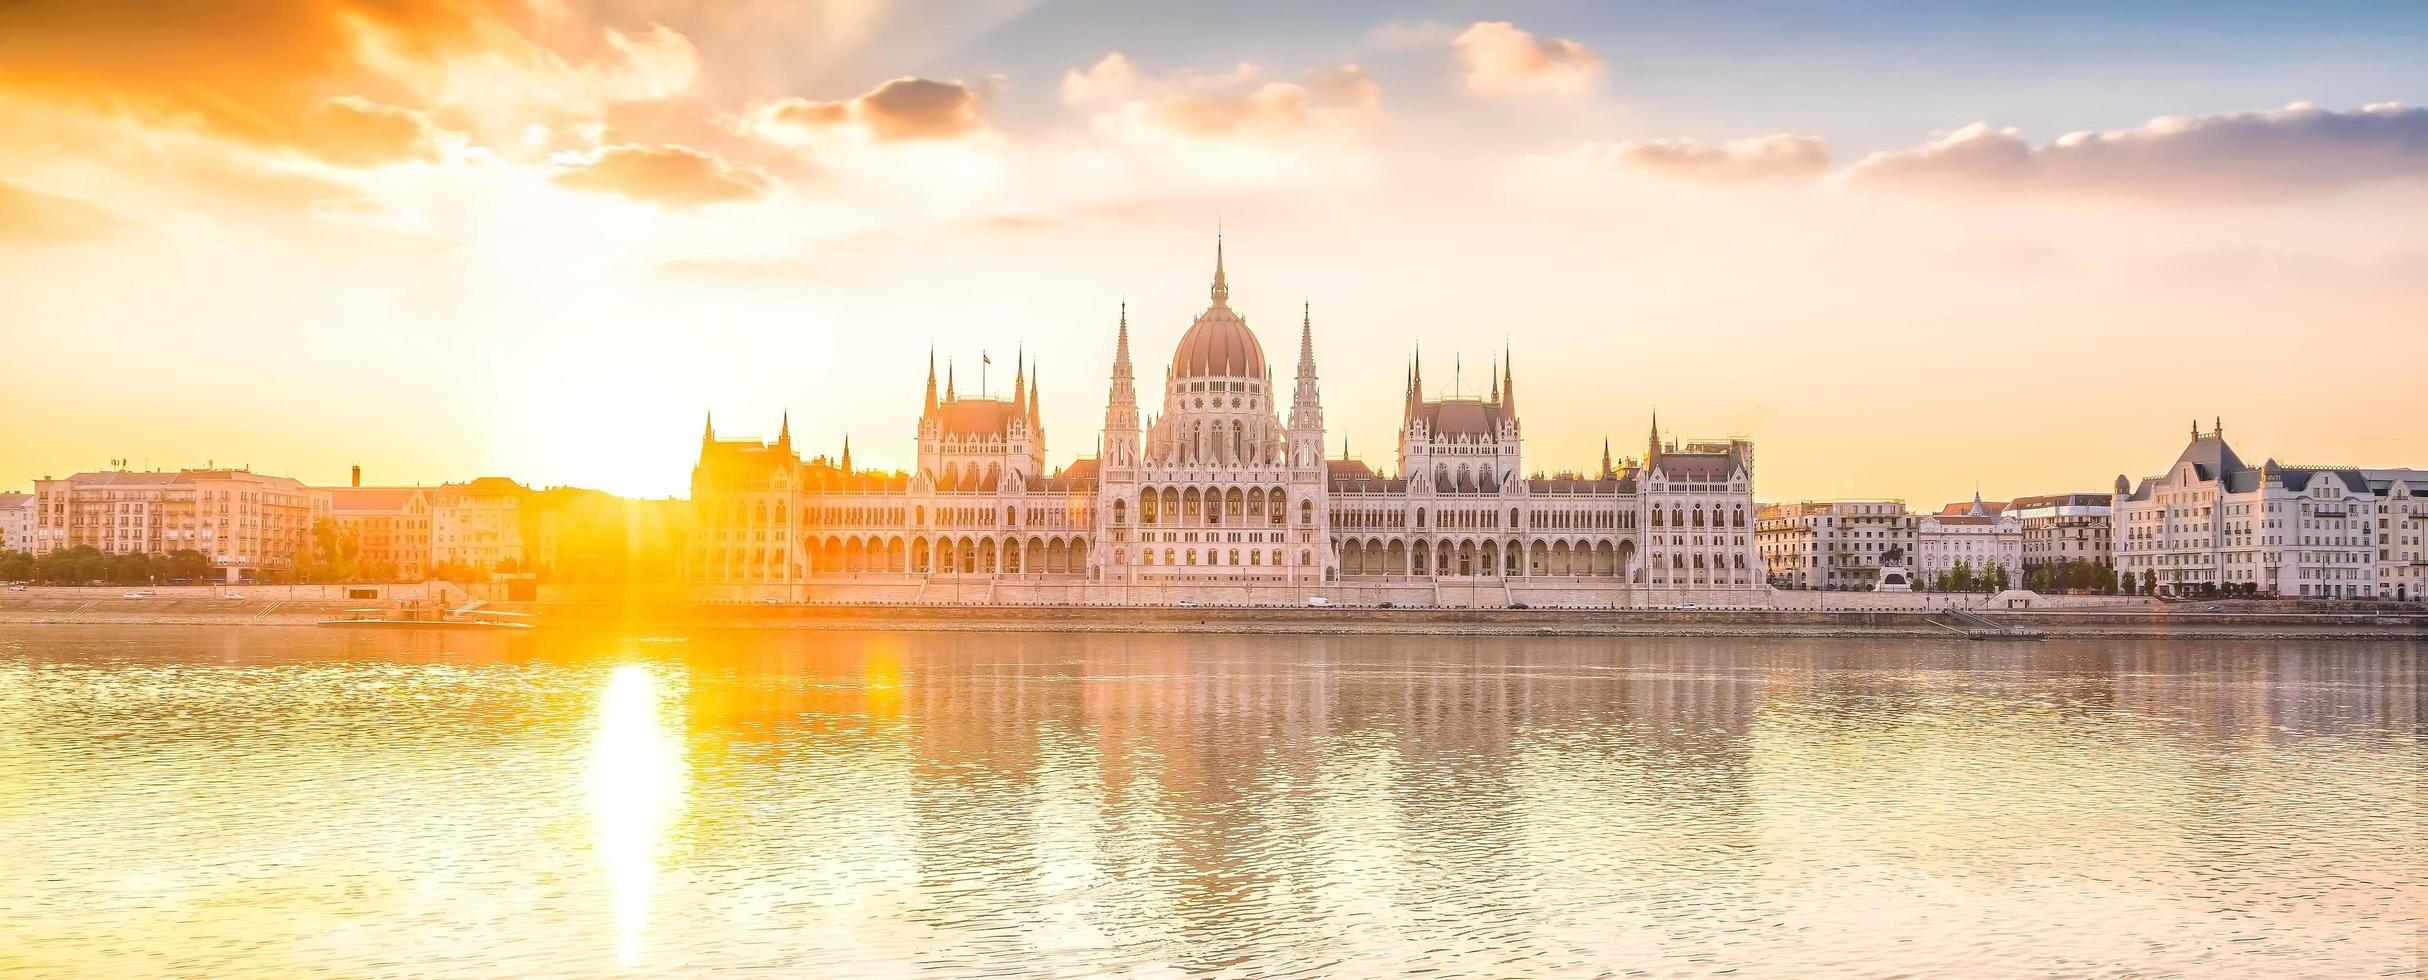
[122,591,154,599]
[222,593,246,600]
[1305,596,1332,607]
[1509,602,1530,609]
[1678,602,1699,610]
[1378,601,1395,609]
[1176,598,1201,607]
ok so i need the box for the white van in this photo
[1305,596,1332,607]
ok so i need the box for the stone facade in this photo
[686,243,1766,606]
[2007,492,2113,574]
[1916,494,2023,587]
[27,468,320,581]
[2112,422,2427,599]
[1755,500,1919,590]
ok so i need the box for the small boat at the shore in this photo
[318,599,534,630]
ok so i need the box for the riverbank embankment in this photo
[4,590,2423,639]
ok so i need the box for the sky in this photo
[4,0,2427,503]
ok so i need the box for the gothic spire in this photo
[1297,302,1316,374]
[1011,344,1027,412]
[924,344,938,415]
[1114,301,1132,376]
[1502,341,1515,415]
[946,359,956,401]
[702,410,714,447]
[1601,436,1613,479]
[1211,231,1229,305]
[777,410,790,449]
[840,434,852,472]
[1647,410,1662,461]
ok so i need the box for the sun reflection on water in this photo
[586,664,684,967]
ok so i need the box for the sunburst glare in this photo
[586,663,685,967]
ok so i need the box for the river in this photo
[1,625,2420,977]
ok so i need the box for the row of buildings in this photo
[688,241,1762,606]
[1755,422,2428,600]
[9,246,2425,602]
[1,467,686,584]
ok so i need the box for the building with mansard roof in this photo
[686,241,1763,606]
[2112,420,2428,600]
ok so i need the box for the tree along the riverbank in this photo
[0,546,216,585]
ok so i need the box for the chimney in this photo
[351,465,361,487]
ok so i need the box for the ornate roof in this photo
[1413,398,1509,439]
[1170,236,1267,379]
[934,398,1019,438]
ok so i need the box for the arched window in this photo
[1301,499,1314,526]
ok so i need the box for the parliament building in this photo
[689,242,1762,606]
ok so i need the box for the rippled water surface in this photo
[1,626,2421,978]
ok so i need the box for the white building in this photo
[686,240,1765,606]
[1916,493,2023,588]
[2112,421,2419,599]
[431,477,530,573]
[27,468,320,581]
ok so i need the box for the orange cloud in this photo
[550,143,772,207]
[1452,21,1603,99]
[750,77,985,144]
[1593,134,1830,183]
[0,178,139,242]
[1847,102,2428,201]
[0,2,477,158]
[293,97,448,166]
[0,1,696,168]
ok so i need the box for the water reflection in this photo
[587,663,684,967]
[0,627,2418,977]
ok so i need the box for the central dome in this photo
[1169,236,1267,379]
[1172,303,1266,378]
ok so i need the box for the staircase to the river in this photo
[1929,606,2044,640]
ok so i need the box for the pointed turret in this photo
[924,345,938,416]
[777,410,791,451]
[840,434,852,472]
[1289,301,1324,434]
[701,411,715,448]
[1011,344,1026,409]
[1647,410,1662,462]
[1027,360,1042,430]
[946,360,957,401]
[1501,342,1515,417]
[1601,436,1614,480]
[1102,302,1141,468]
[1211,233,1229,305]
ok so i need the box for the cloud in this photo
[0,179,141,242]
[550,143,773,207]
[1592,134,1831,183]
[750,77,986,144]
[1452,21,1603,100]
[1062,53,1380,143]
[0,1,696,165]
[292,97,447,166]
[1846,102,2428,201]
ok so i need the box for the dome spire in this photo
[1211,229,1229,305]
